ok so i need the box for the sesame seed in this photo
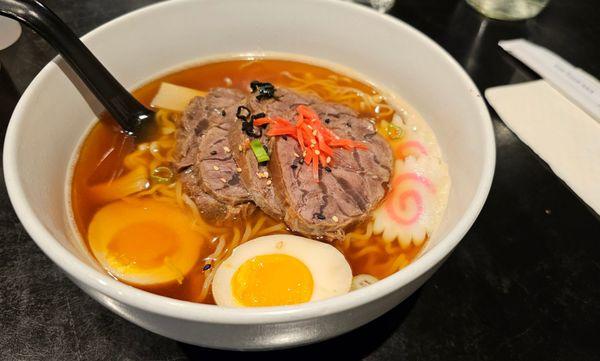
[266,180,272,185]
[307,125,313,130]
[314,149,320,155]
[220,178,227,183]
[294,152,299,158]
[302,151,307,157]
[332,216,339,222]
[326,156,331,163]
[213,165,220,171]
[310,144,315,148]
[238,145,243,151]
[263,171,269,177]
[310,139,317,145]
[236,167,242,172]
[223,146,231,153]
[312,130,317,136]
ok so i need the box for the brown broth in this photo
[71,58,423,304]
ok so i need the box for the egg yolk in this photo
[88,199,203,286]
[231,254,314,307]
[107,221,178,269]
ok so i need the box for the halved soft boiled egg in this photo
[88,199,203,286]
[212,235,352,307]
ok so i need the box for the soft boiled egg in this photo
[88,198,203,286]
[212,235,352,307]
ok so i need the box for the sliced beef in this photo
[176,88,254,222]
[178,169,252,221]
[270,137,392,240]
[269,90,392,240]
[228,122,283,220]
[233,88,393,240]
[227,89,323,220]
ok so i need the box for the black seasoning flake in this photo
[325,166,332,173]
[203,264,211,271]
[262,144,269,153]
[249,80,261,92]
[237,106,263,138]
[282,135,288,140]
[346,122,352,128]
[258,161,269,167]
[210,150,217,155]
[251,112,266,120]
[221,110,226,116]
[314,213,326,220]
[249,127,263,138]
[325,118,331,124]
[291,164,298,169]
[250,80,277,101]
[241,123,261,138]
[236,106,251,120]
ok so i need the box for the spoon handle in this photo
[0,0,151,133]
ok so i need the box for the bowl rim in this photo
[3,0,495,324]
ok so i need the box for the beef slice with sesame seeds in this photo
[176,85,392,236]
[226,88,334,221]
[176,88,254,222]
[228,121,283,220]
[265,89,393,240]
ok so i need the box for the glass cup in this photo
[466,0,550,20]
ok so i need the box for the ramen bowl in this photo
[3,0,494,350]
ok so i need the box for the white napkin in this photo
[499,39,600,122]
[485,80,600,215]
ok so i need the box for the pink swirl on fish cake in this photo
[394,140,428,159]
[384,173,436,226]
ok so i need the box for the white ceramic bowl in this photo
[3,0,494,350]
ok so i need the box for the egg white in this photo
[212,235,352,307]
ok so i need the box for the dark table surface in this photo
[1,0,599,360]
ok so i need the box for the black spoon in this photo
[0,0,156,140]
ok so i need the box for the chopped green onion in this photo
[250,139,270,163]
[386,123,404,140]
[151,166,174,184]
